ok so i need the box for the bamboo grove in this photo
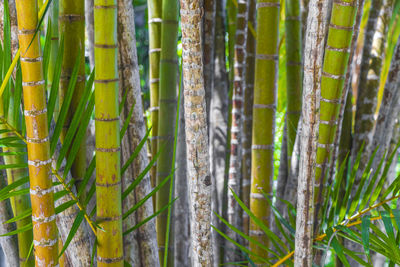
[0,0,400,266]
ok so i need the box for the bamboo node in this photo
[24,108,47,117]
[59,14,84,22]
[96,215,123,222]
[20,56,43,62]
[322,71,345,80]
[30,186,53,197]
[252,144,274,150]
[329,23,354,31]
[326,45,350,53]
[95,147,120,152]
[32,214,56,224]
[33,237,58,247]
[94,116,119,121]
[255,53,279,61]
[17,29,36,35]
[28,158,52,167]
[333,0,357,6]
[253,103,276,110]
[94,5,117,9]
[256,2,280,8]
[320,96,341,104]
[94,43,118,49]
[95,181,121,187]
[150,78,160,84]
[148,106,159,112]
[148,18,162,24]
[22,80,45,87]
[149,48,162,54]
[26,136,50,144]
[319,119,339,125]
[94,78,119,84]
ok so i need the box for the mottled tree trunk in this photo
[294,0,328,265]
[209,1,229,265]
[174,86,190,267]
[180,0,213,265]
[352,0,392,179]
[117,1,159,266]
[370,39,400,180]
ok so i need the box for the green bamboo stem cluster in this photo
[59,0,86,200]
[156,0,179,265]
[250,0,280,261]
[94,0,123,265]
[314,0,358,222]
[148,0,162,192]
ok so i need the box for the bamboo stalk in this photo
[180,0,213,265]
[242,0,256,237]
[250,0,280,261]
[226,0,248,262]
[14,0,58,264]
[47,0,58,95]
[59,0,87,201]
[94,0,124,265]
[148,0,162,193]
[156,0,179,264]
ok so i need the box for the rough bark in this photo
[370,39,400,181]
[174,86,190,267]
[51,158,91,266]
[294,0,328,265]
[352,0,392,177]
[209,1,229,265]
[117,1,159,266]
[180,1,213,265]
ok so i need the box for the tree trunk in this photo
[156,0,179,264]
[352,0,393,179]
[226,0,249,263]
[210,1,229,265]
[117,0,160,266]
[174,86,190,267]
[370,39,400,180]
[294,0,329,265]
[15,0,59,265]
[250,0,280,262]
[180,0,213,265]
[94,0,124,265]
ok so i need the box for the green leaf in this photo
[0,222,32,237]
[326,227,350,267]
[50,46,81,155]
[361,215,371,262]
[120,100,136,140]
[123,198,177,236]
[0,176,29,196]
[42,18,52,81]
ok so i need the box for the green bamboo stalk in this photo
[59,0,86,201]
[15,0,58,264]
[250,0,280,261]
[227,0,237,90]
[94,0,123,265]
[242,0,256,237]
[156,0,178,265]
[314,0,358,225]
[285,0,302,165]
[148,0,162,192]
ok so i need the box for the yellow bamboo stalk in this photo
[94,0,124,265]
[14,0,58,265]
